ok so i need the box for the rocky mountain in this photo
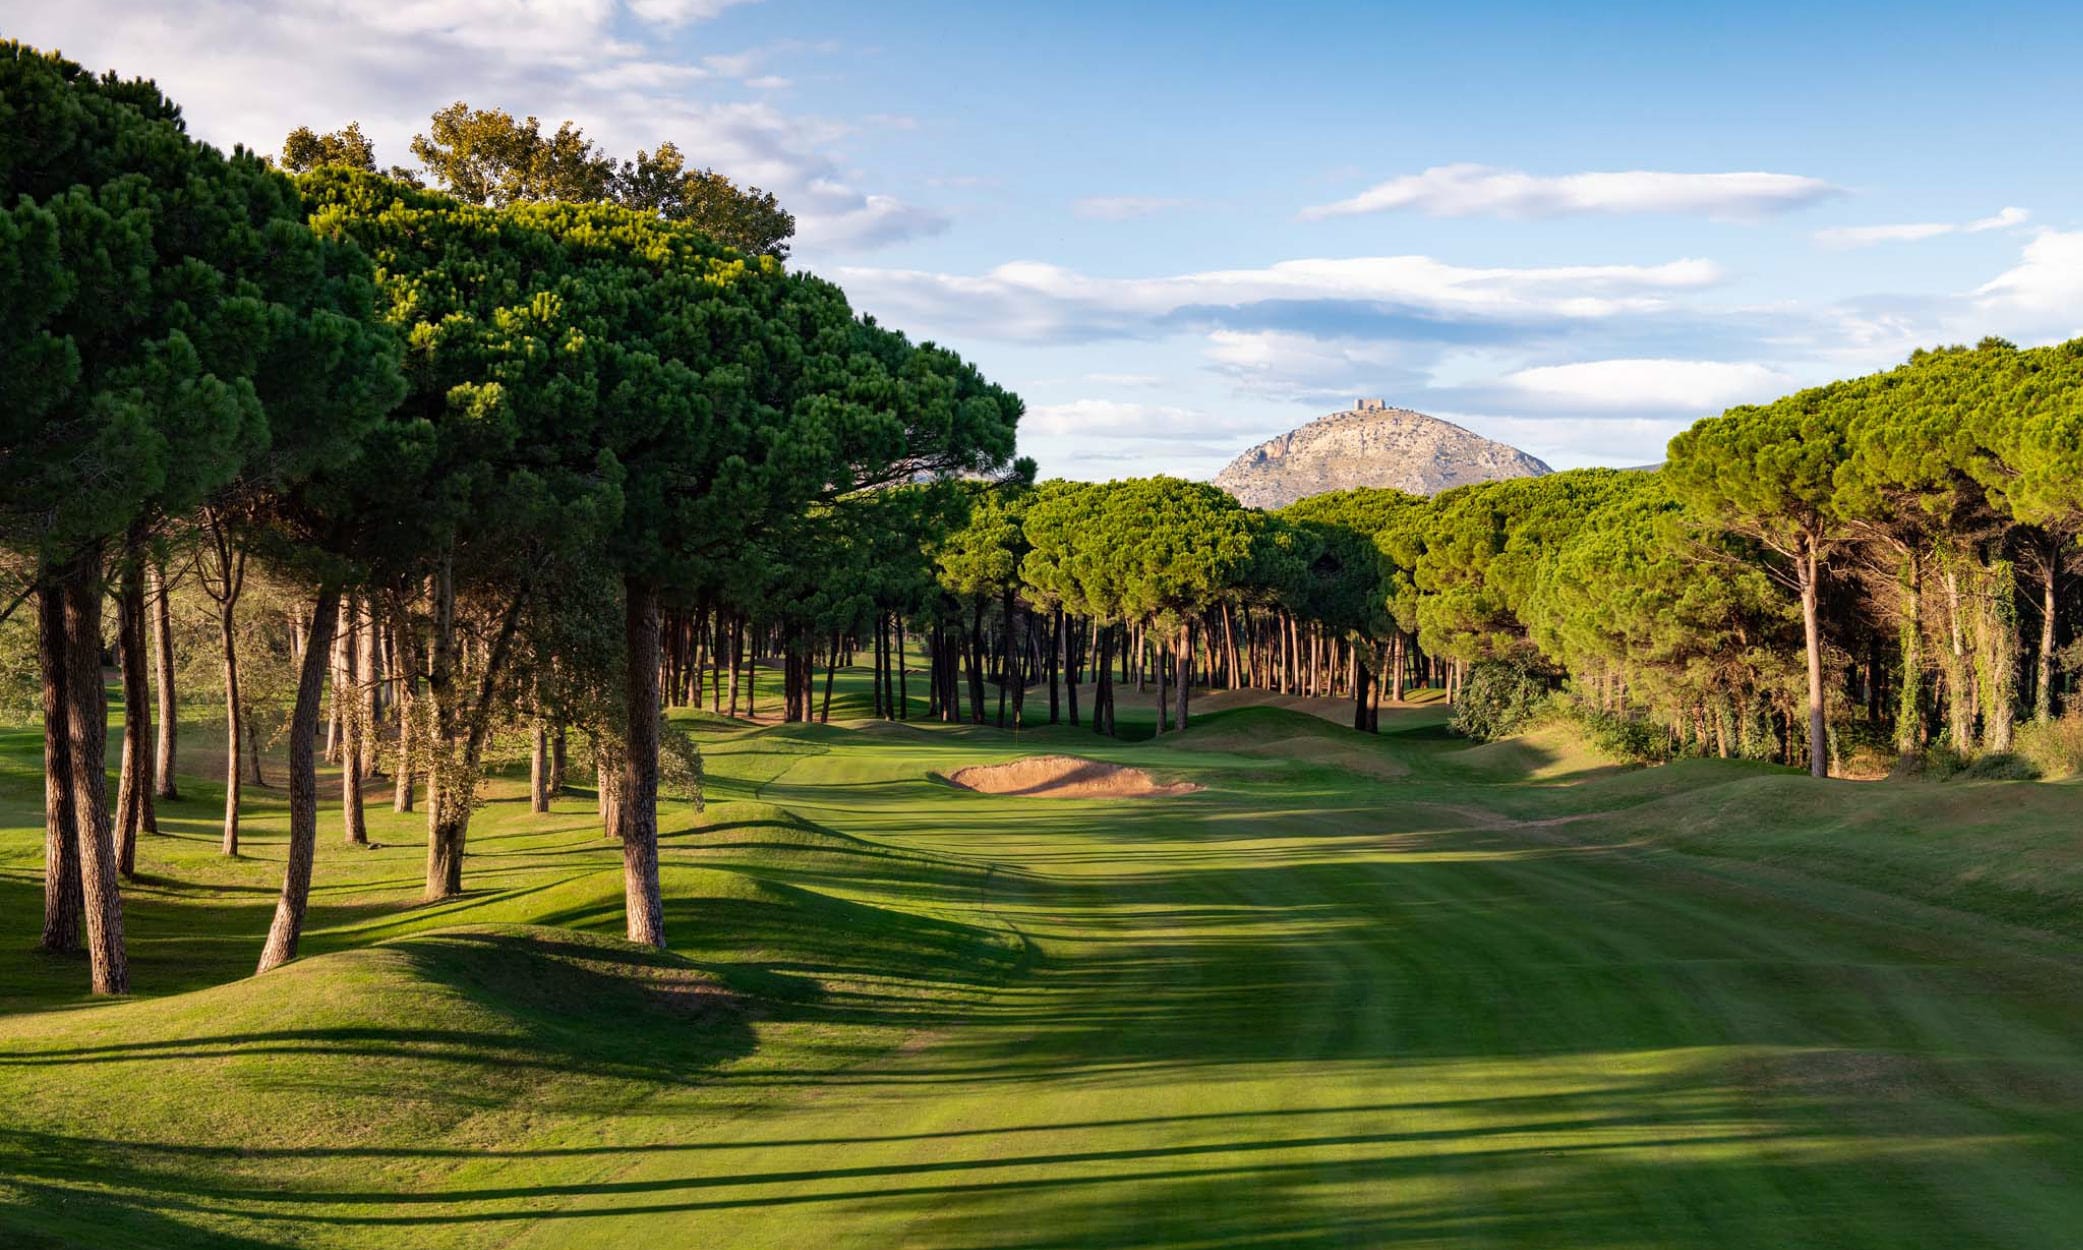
[1212,399,1551,509]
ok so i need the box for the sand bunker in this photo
[944,755,1202,799]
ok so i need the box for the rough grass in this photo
[4,673,2083,1247]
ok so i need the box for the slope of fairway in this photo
[5,697,2083,1247]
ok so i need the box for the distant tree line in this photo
[896,339,2083,786]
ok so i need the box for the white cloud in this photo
[800,192,949,250]
[1084,372,1166,387]
[1501,359,1795,412]
[1815,205,2029,249]
[1970,207,2033,232]
[7,1,938,255]
[1201,330,1421,402]
[1448,414,1695,470]
[1025,399,1263,438]
[1302,164,1838,221]
[1816,222,1957,248]
[1974,228,2083,328]
[1072,196,1192,220]
[701,50,766,77]
[629,0,763,23]
[1020,398,1282,480]
[835,254,1724,343]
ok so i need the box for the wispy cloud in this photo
[836,254,1725,344]
[1201,330,1425,403]
[1815,206,2029,249]
[1072,196,1192,220]
[701,50,766,77]
[1024,399,1265,438]
[1500,358,1794,412]
[1973,228,2083,332]
[1020,399,1280,481]
[1302,164,1839,221]
[629,0,765,23]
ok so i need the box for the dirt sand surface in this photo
[944,755,1202,798]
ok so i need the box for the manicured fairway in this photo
[5,697,2083,1247]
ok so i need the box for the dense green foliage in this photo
[914,337,2083,777]
[0,43,1017,988]
[1447,656,1550,741]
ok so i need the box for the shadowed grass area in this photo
[4,676,2083,1247]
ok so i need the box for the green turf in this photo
[4,674,2083,1248]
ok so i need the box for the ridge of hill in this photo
[1213,398,1552,507]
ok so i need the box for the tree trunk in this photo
[873,614,888,718]
[257,586,341,974]
[38,577,83,955]
[1155,622,1169,734]
[1066,616,1081,728]
[550,722,567,795]
[596,740,624,839]
[1007,593,1026,730]
[1220,602,1238,691]
[821,630,839,723]
[423,578,527,902]
[896,616,908,719]
[340,597,367,846]
[424,563,465,898]
[1979,560,2017,753]
[726,615,742,717]
[1368,646,1383,731]
[149,560,178,802]
[246,718,266,787]
[967,599,987,724]
[1174,626,1191,733]
[1047,606,1062,724]
[745,628,759,719]
[1353,652,1372,731]
[1095,624,1115,736]
[622,576,667,948]
[357,598,381,778]
[1897,553,1924,756]
[114,542,152,875]
[391,616,417,813]
[61,549,127,994]
[2037,538,2060,723]
[1943,564,1973,751]
[1799,540,1828,778]
[323,609,346,765]
[928,623,944,721]
[217,573,248,852]
[530,717,551,813]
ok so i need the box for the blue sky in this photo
[11,0,2083,477]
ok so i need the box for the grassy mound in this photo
[1582,770,2083,941]
[1439,720,1632,783]
[1155,706,1413,781]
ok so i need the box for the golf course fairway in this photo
[5,698,2083,1248]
